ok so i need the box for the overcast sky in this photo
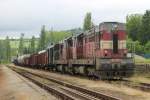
[0,0,150,38]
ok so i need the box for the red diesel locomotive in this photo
[14,22,134,79]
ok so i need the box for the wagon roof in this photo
[18,54,30,59]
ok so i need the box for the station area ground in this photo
[9,64,150,100]
[0,65,57,100]
[1,64,150,100]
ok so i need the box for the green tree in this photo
[0,40,6,63]
[5,36,11,62]
[83,12,92,31]
[144,41,150,53]
[134,41,144,54]
[18,33,24,55]
[127,38,144,54]
[47,31,71,44]
[38,25,46,50]
[126,14,142,41]
[23,47,29,54]
[139,10,150,44]
[50,28,54,43]
[29,36,36,53]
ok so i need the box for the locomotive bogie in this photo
[95,58,134,78]
[73,66,85,74]
[56,65,63,72]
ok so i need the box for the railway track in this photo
[9,66,120,100]
[125,81,150,92]
[107,80,150,92]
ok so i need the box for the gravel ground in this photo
[9,64,150,100]
[0,65,57,100]
[128,74,150,83]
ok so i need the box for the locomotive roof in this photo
[47,45,54,49]
[102,22,125,24]
[75,32,84,37]
[66,36,72,40]
[38,50,46,54]
[45,21,125,49]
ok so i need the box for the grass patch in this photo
[134,54,150,64]
[135,58,150,64]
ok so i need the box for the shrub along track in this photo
[8,65,120,100]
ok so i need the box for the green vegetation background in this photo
[0,11,150,63]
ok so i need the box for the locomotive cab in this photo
[96,22,134,79]
[99,22,127,58]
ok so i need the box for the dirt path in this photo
[0,65,57,100]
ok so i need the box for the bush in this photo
[144,41,150,53]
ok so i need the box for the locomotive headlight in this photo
[104,50,108,56]
[104,50,108,54]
